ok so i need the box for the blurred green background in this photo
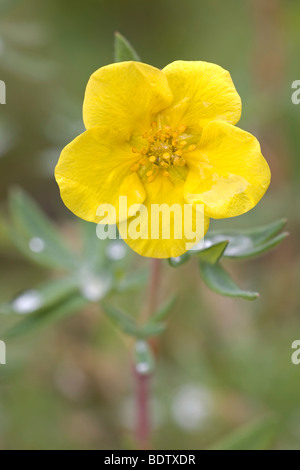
[0,0,300,450]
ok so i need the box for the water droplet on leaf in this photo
[29,237,45,253]
[12,290,43,314]
[105,241,127,261]
[80,275,111,302]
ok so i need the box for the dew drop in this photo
[80,275,111,302]
[12,290,43,314]
[105,241,127,261]
[171,385,212,431]
[136,362,151,375]
[29,237,46,253]
[135,340,148,354]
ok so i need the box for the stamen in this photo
[131,164,139,172]
[188,144,196,152]
[135,123,196,182]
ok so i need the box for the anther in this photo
[188,144,196,152]
[131,164,139,172]
[149,156,156,163]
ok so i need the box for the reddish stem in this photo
[134,258,162,450]
[134,369,151,450]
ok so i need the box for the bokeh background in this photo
[0,0,300,450]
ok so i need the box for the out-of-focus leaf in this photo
[115,269,148,292]
[0,277,79,316]
[151,295,178,323]
[78,270,113,302]
[9,188,77,271]
[136,322,166,339]
[134,340,155,375]
[5,293,88,338]
[80,220,106,270]
[102,303,138,336]
[114,32,140,62]
[211,417,278,450]
[198,241,229,264]
[202,219,288,259]
[0,0,21,14]
[199,261,259,301]
[168,252,190,268]
[102,303,166,338]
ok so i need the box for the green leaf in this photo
[211,417,278,450]
[114,32,140,62]
[80,220,106,269]
[136,322,166,339]
[134,340,155,375]
[102,303,166,338]
[151,295,178,323]
[168,252,190,268]
[115,269,149,293]
[202,219,288,260]
[102,302,139,336]
[198,241,229,264]
[9,188,77,271]
[5,293,87,338]
[199,261,259,300]
[0,277,79,316]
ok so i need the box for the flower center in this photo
[130,123,196,183]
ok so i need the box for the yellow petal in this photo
[184,121,271,219]
[83,61,173,138]
[55,127,146,223]
[162,61,242,134]
[118,173,210,259]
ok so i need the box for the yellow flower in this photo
[55,61,271,259]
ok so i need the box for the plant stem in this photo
[134,367,151,450]
[134,258,162,450]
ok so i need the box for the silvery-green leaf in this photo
[114,32,140,62]
[198,241,229,264]
[199,261,259,301]
[0,277,79,316]
[5,293,87,338]
[168,252,190,268]
[211,416,278,450]
[151,295,178,323]
[201,219,287,259]
[9,188,77,271]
